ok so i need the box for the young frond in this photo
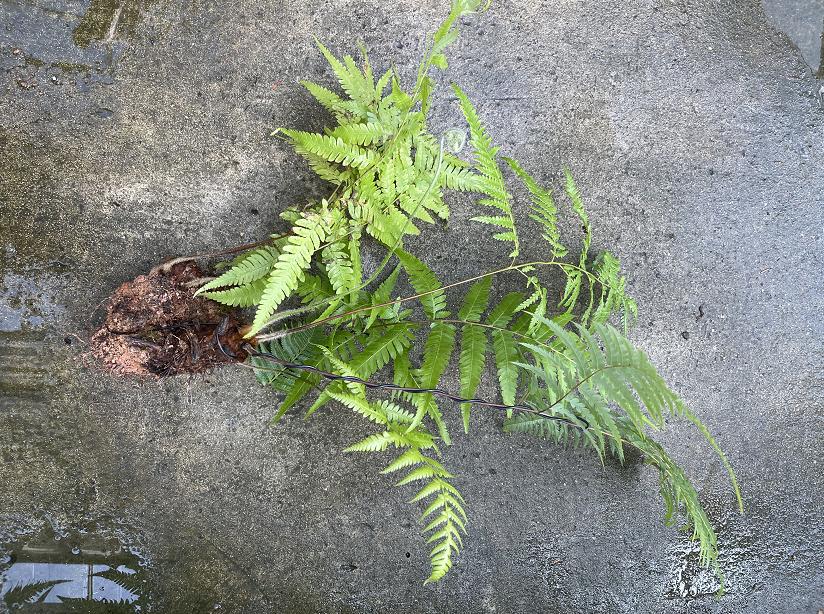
[431,0,486,57]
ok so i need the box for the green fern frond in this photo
[432,0,486,56]
[457,277,491,431]
[453,83,520,258]
[301,80,361,120]
[282,129,378,169]
[348,199,415,247]
[247,212,333,337]
[458,324,486,432]
[563,169,590,243]
[406,322,456,441]
[304,151,353,184]
[196,3,741,587]
[504,157,567,259]
[627,433,719,567]
[252,328,319,390]
[555,170,592,316]
[201,277,267,307]
[314,39,374,109]
[491,328,519,409]
[327,391,388,425]
[195,245,280,295]
[322,239,357,296]
[396,249,449,320]
[484,292,524,408]
[589,251,638,331]
[328,122,389,146]
[345,431,395,452]
[418,321,456,390]
[486,291,524,328]
[457,276,491,322]
[296,273,334,305]
[319,345,364,397]
[393,350,451,445]
[509,320,741,562]
[365,265,401,327]
[343,401,466,584]
[351,324,414,377]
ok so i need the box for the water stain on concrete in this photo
[72,0,156,49]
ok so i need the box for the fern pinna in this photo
[197,0,742,584]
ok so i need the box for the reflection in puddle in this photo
[2,563,138,606]
[0,521,149,611]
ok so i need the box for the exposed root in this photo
[91,262,247,376]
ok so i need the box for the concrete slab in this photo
[1,0,822,611]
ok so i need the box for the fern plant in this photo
[197,0,742,584]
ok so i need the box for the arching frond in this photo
[507,320,742,564]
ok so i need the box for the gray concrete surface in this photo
[1,0,823,612]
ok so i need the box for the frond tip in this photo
[338,390,467,584]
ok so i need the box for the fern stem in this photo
[232,338,588,429]
[151,233,290,275]
[255,259,590,342]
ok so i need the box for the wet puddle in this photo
[0,517,150,611]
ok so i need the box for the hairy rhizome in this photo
[195,0,743,584]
